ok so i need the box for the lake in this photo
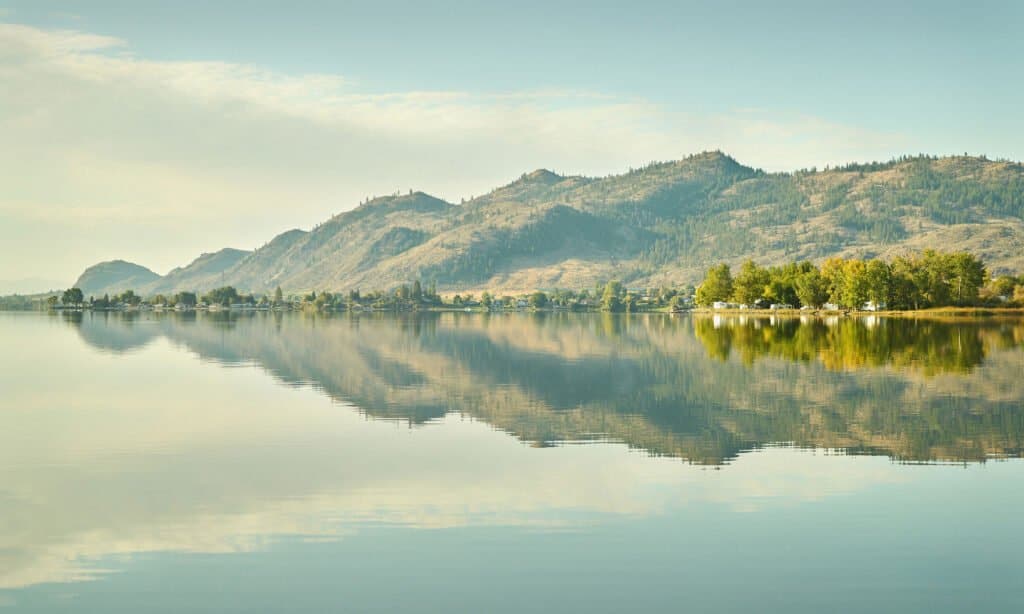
[2,310,1023,612]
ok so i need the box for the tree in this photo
[889,257,922,310]
[480,291,493,309]
[412,280,423,302]
[695,264,732,306]
[601,281,625,312]
[863,260,892,306]
[731,260,769,305]
[61,287,84,306]
[990,276,1017,298]
[528,291,549,308]
[948,252,986,305]
[819,257,847,305]
[203,287,238,306]
[274,286,284,305]
[115,289,141,306]
[919,250,953,307]
[839,260,869,309]
[794,269,828,308]
[176,291,197,307]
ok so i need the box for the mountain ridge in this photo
[73,152,1024,297]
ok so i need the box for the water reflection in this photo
[3,312,1024,607]
[693,314,1019,374]
[67,311,1024,464]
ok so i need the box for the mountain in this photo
[74,260,160,297]
[75,152,1024,295]
[145,248,251,295]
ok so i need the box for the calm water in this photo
[2,311,1023,612]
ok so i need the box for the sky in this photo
[1,0,1022,291]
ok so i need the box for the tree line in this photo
[11,250,1024,314]
[695,250,1024,310]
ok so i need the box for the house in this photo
[861,301,886,312]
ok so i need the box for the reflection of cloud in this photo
[0,325,904,591]
[6,313,1015,591]
[0,397,905,591]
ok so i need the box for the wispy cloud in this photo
[0,22,906,280]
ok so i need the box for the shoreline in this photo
[13,305,1024,320]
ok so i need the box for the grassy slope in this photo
[74,152,1024,295]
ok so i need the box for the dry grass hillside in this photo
[76,152,1024,295]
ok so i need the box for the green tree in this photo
[990,276,1017,298]
[839,260,870,309]
[274,286,284,305]
[61,287,84,306]
[732,260,769,305]
[176,291,197,307]
[794,269,828,308]
[919,250,953,307]
[890,256,926,310]
[528,291,549,308]
[695,264,732,306]
[115,290,141,306]
[819,257,847,305]
[863,260,892,306]
[601,281,625,312]
[203,287,238,306]
[948,252,986,305]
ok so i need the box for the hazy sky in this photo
[1,0,1022,290]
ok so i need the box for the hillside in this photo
[74,260,160,297]
[75,152,1024,295]
[146,248,251,295]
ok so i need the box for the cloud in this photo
[0,22,906,281]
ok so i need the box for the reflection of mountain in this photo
[73,312,1024,464]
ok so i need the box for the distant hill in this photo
[146,248,251,295]
[74,260,160,297]
[74,152,1024,295]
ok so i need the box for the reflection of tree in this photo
[693,316,997,375]
[73,312,1024,465]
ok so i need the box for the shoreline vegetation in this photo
[4,249,1024,316]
